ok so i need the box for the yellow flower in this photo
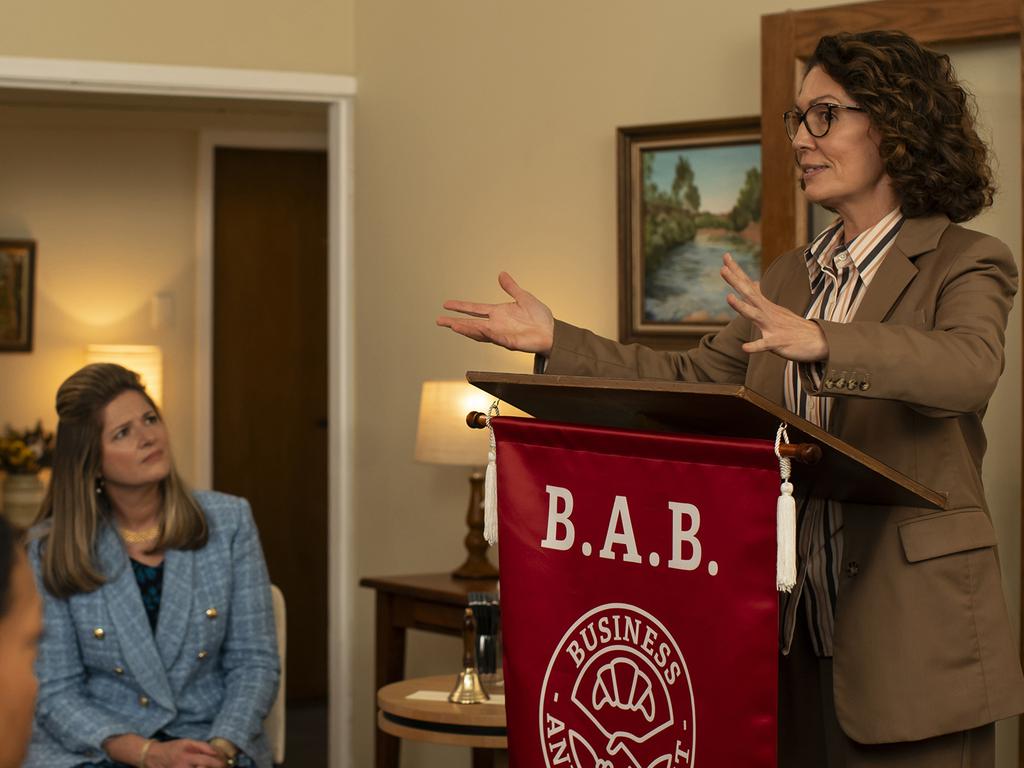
[0,423,53,474]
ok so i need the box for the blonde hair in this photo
[36,363,207,599]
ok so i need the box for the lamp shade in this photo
[414,380,525,467]
[85,344,164,407]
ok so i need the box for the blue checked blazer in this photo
[25,491,280,768]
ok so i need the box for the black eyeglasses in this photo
[783,103,867,140]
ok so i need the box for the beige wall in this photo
[0,97,325,486]
[351,2,1015,767]
[0,0,355,74]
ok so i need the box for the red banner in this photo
[494,418,780,768]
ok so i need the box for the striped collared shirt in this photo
[784,207,904,656]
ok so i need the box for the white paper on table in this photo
[407,690,505,705]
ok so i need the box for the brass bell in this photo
[448,607,489,704]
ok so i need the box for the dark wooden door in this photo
[213,147,328,702]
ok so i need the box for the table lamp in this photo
[415,380,522,580]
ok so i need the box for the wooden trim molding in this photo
[760,1,1023,759]
[0,56,356,100]
[760,12,798,265]
[790,0,1019,54]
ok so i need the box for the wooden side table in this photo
[377,674,506,749]
[360,572,500,768]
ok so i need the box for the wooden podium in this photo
[467,371,945,510]
[463,371,946,768]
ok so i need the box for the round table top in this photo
[377,673,507,749]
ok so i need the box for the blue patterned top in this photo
[130,558,164,631]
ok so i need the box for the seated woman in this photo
[25,363,279,768]
[0,515,43,768]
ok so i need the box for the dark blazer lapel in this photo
[97,524,174,708]
[154,547,193,669]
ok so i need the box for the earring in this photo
[95,476,105,495]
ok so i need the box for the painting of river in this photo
[638,140,761,326]
[645,228,761,323]
[618,119,761,347]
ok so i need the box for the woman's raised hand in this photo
[720,252,828,362]
[437,272,555,356]
[146,739,227,768]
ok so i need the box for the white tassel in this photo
[483,402,499,545]
[775,424,797,593]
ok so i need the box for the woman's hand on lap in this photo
[145,739,227,768]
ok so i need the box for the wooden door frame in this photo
[0,57,357,768]
[195,129,329,488]
[761,0,1022,758]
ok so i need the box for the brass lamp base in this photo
[452,471,499,580]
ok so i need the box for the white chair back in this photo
[264,584,287,764]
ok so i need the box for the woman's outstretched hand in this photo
[721,252,828,362]
[437,272,555,356]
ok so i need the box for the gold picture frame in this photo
[618,118,762,350]
[0,240,36,352]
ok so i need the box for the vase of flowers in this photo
[0,422,55,528]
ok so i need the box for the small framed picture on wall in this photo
[0,240,36,352]
[618,117,762,350]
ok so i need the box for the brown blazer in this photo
[543,214,1024,744]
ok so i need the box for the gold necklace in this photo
[119,526,160,544]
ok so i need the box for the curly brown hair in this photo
[806,30,994,222]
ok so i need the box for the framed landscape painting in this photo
[618,118,762,349]
[0,240,36,352]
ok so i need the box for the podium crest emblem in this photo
[539,603,695,768]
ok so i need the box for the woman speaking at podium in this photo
[438,30,1023,768]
